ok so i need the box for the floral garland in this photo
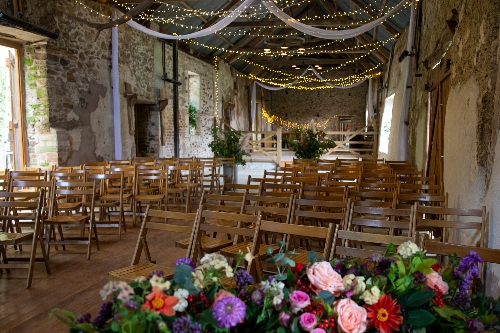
[52,242,500,333]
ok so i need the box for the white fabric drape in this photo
[261,0,407,40]
[368,78,375,121]
[119,0,406,41]
[251,65,370,125]
[121,0,255,40]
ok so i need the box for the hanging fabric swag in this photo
[119,0,408,40]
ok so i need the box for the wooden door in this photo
[425,55,451,185]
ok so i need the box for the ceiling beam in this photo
[113,0,196,2]
[257,59,352,65]
[226,19,364,28]
[236,48,370,54]
[350,0,400,36]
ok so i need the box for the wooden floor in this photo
[0,220,189,332]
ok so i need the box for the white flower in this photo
[225,265,234,278]
[117,284,134,302]
[149,274,171,291]
[100,281,116,300]
[244,247,255,264]
[359,286,381,305]
[134,276,147,283]
[192,270,205,288]
[342,274,356,290]
[353,276,366,295]
[397,241,421,259]
[173,289,189,312]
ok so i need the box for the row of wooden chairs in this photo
[109,190,490,285]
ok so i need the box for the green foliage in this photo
[208,126,250,166]
[188,104,197,130]
[286,127,335,159]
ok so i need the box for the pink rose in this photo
[279,312,293,327]
[334,298,367,333]
[213,289,234,305]
[426,272,449,295]
[311,329,327,333]
[307,261,345,296]
[299,312,318,331]
[289,290,311,313]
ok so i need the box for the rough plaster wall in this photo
[379,28,409,161]
[218,60,250,131]
[269,76,367,131]
[18,0,113,166]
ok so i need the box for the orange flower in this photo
[142,287,179,316]
[366,294,403,333]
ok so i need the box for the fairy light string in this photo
[262,109,331,130]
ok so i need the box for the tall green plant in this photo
[287,127,335,159]
[208,127,249,166]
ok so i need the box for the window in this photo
[379,94,394,154]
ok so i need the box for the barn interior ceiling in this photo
[98,0,413,84]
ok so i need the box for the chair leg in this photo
[26,232,39,288]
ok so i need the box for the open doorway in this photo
[135,104,160,157]
[0,43,26,170]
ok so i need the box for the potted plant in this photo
[287,127,335,160]
[208,127,250,166]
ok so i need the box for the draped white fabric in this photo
[121,0,255,40]
[261,0,407,40]
[368,78,375,121]
[251,66,370,126]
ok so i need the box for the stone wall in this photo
[269,75,368,132]
[384,0,500,296]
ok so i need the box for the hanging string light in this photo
[214,57,219,122]
[262,109,332,130]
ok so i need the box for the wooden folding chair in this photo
[331,207,415,260]
[0,189,50,288]
[413,205,487,249]
[175,192,247,252]
[108,207,200,282]
[247,219,336,281]
[134,169,168,224]
[349,190,396,208]
[87,172,127,239]
[396,192,447,209]
[222,183,260,196]
[44,180,99,260]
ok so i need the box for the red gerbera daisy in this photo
[367,294,404,333]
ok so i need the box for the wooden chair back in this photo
[349,205,415,237]
[222,182,260,195]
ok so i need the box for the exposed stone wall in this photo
[269,75,368,132]
[384,0,500,296]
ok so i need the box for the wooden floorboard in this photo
[0,220,190,332]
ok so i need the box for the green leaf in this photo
[286,250,298,256]
[266,247,274,255]
[433,305,467,321]
[406,290,435,308]
[277,327,287,333]
[413,328,426,333]
[318,290,334,305]
[279,241,286,247]
[275,273,287,281]
[174,264,192,285]
[307,251,318,264]
[385,243,394,255]
[273,253,285,262]
[407,309,436,327]
[287,268,296,284]
[292,317,300,333]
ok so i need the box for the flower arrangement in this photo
[52,242,500,333]
[286,127,335,160]
[208,127,250,166]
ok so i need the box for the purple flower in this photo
[279,312,293,327]
[172,316,203,333]
[92,301,114,329]
[250,289,264,306]
[467,318,485,333]
[124,300,138,310]
[73,313,91,324]
[454,251,483,310]
[332,259,344,274]
[147,270,164,279]
[413,271,427,285]
[369,253,383,263]
[175,258,195,272]
[299,312,318,331]
[234,269,254,288]
[212,296,246,328]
